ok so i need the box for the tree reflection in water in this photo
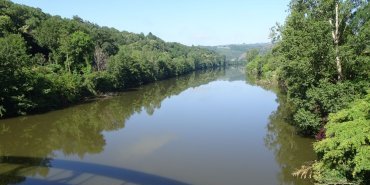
[246,76,316,185]
[0,68,225,185]
[265,95,316,185]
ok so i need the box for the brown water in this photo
[0,67,315,185]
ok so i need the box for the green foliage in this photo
[342,2,370,82]
[0,0,225,118]
[33,16,64,51]
[107,40,225,89]
[245,51,279,84]
[246,55,262,76]
[245,48,259,63]
[246,0,369,135]
[0,34,33,116]
[293,108,321,135]
[59,31,94,72]
[91,71,115,92]
[313,92,370,184]
[245,1,369,182]
[290,81,367,135]
[0,15,13,36]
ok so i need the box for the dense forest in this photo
[0,0,226,118]
[246,0,369,184]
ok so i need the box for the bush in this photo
[91,71,116,93]
[313,92,370,184]
[289,80,368,136]
[293,108,321,135]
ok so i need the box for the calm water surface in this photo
[0,67,315,185]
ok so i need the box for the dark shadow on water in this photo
[0,156,191,185]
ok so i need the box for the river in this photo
[0,67,315,185]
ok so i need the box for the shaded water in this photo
[0,67,315,185]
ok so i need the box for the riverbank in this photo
[1,66,226,119]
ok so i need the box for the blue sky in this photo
[12,0,290,46]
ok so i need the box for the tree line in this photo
[0,0,226,118]
[246,0,369,184]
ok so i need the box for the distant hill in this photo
[201,43,272,62]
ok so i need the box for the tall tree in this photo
[60,31,94,72]
[0,34,31,116]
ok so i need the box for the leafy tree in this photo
[0,15,13,36]
[60,31,94,72]
[245,48,259,63]
[342,2,370,81]
[33,16,64,52]
[0,34,32,116]
[256,0,370,136]
[313,92,370,184]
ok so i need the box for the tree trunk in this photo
[335,45,342,81]
[332,2,343,81]
[94,46,108,71]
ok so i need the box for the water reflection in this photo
[265,94,316,185]
[0,67,316,185]
[0,69,225,185]
[246,75,316,185]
